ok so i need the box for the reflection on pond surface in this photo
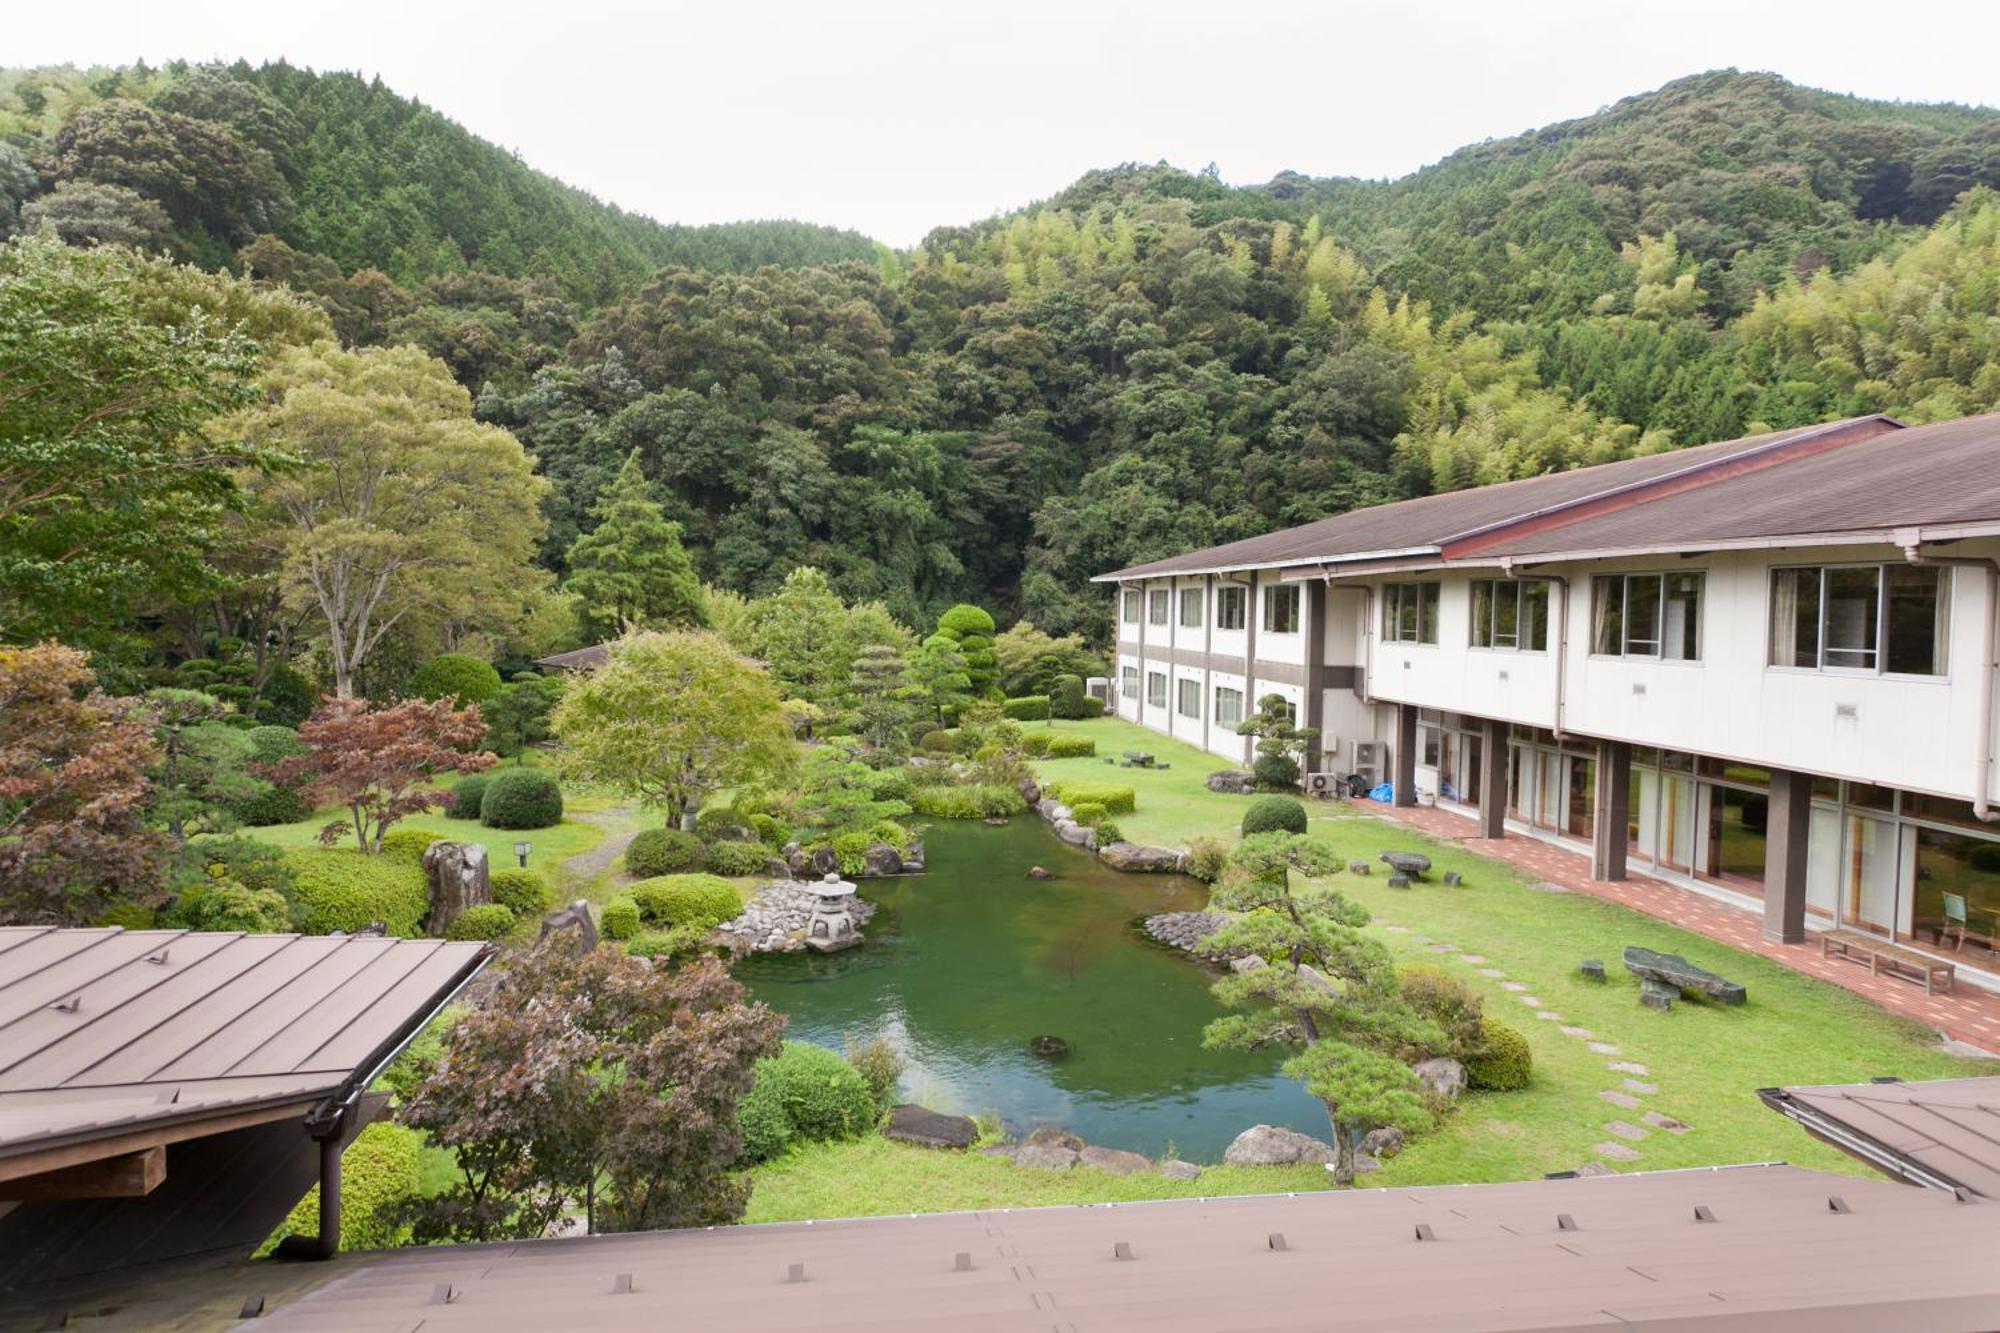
[735,817,1327,1160]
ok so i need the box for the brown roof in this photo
[1761,1075,2000,1200]
[534,643,611,672]
[0,927,490,1169]
[1094,416,1898,581]
[253,1164,2000,1332]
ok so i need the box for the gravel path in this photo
[562,806,641,890]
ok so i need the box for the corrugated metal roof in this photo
[535,643,611,672]
[1761,1075,2000,1200]
[249,1163,2000,1331]
[1094,416,1898,581]
[0,928,489,1163]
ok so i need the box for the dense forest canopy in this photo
[4,60,1999,657]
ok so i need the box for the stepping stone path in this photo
[1622,1079,1658,1095]
[1599,1091,1640,1108]
[1459,954,1486,964]
[1535,1010,1563,1021]
[1501,981,1529,992]
[1593,1141,1641,1162]
[1517,994,1543,1007]
[1608,1061,1649,1076]
[1641,1111,1691,1135]
[1427,943,1456,953]
[1381,924,1409,933]
[1605,1120,1650,1142]
[1479,968,1508,979]
[1586,1041,1620,1055]
[1560,1026,1592,1038]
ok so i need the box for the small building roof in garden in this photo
[1760,1074,2000,1200]
[534,642,613,672]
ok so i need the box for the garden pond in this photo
[736,817,1328,1160]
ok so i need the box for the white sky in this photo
[10,0,2000,246]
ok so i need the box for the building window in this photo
[1470,578,1548,651]
[1120,666,1138,699]
[1214,685,1243,726]
[1179,587,1204,629]
[1215,585,1247,630]
[1381,582,1440,645]
[1592,572,1702,660]
[1263,584,1301,634]
[1146,671,1167,707]
[1420,724,1441,769]
[1177,677,1201,718]
[1121,590,1139,624]
[1770,564,1947,676]
[1148,588,1170,626]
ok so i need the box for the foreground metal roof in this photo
[1761,1075,2000,1200]
[254,1163,2000,1332]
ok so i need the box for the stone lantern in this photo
[805,872,862,953]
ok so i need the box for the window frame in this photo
[1176,676,1201,718]
[1380,581,1441,645]
[1119,665,1138,699]
[1469,578,1548,653]
[1121,590,1139,624]
[1145,670,1168,708]
[1590,571,1703,662]
[1147,588,1170,626]
[1179,586,1204,629]
[1214,684,1244,726]
[1215,585,1247,631]
[1768,562,1950,679]
[1262,583,1302,635]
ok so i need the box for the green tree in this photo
[145,688,257,840]
[748,568,857,707]
[563,450,706,640]
[907,634,972,728]
[1237,692,1319,788]
[935,603,999,698]
[848,641,918,750]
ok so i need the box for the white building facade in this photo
[1101,412,2000,984]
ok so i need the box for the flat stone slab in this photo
[1560,1026,1593,1038]
[1381,924,1409,933]
[1479,968,1508,979]
[883,1104,977,1150]
[1599,1090,1641,1108]
[1535,1010,1563,1021]
[1605,1120,1650,1142]
[1379,852,1432,877]
[1573,1161,1618,1177]
[1593,1140,1642,1162]
[1501,981,1529,992]
[1158,1159,1201,1181]
[1459,954,1486,964]
[1517,995,1543,1007]
[1098,841,1184,874]
[1587,1041,1621,1055]
[1623,946,1747,1005]
[1623,1079,1658,1094]
[1224,1124,1337,1166]
[1608,1061,1650,1075]
[1529,881,1571,894]
[1639,978,1678,1011]
[1387,875,1412,889]
[1079,1144,1154,1176]
[1427,943,1456,953]
[1014,1143,1080,1171]
[1578,960,1606,982]
[1641,1111,1691,1135]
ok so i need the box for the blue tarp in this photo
[1368,782,1394,803]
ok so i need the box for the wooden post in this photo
[1393,704,1418,808]
[1763,768,1812,944]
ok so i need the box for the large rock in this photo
[1014,1143,1080,1171]
[883,1104,977,1150]
[1379,851,1432,878]
[901,842,926,873]
[1078,1144,1153,1176]
[1223,1124,1336,1167]
[1622,946,1747,1005]
[1413,1057,1468,1101]
[1098,841,1183,874]
[1360,1126,1406,1160]
[808,845,840,877]
[1158,1159,1202,1181]
[1206,770,1257,795]
[1040,800,1074,824]
[423,840,491,935]
[536,899,598,953]
[1025,1127,1084,1151]
[1017,777,1042,805]
[1229,954,1267,974]
[863,843,904,877]
[1052,819,1097,851]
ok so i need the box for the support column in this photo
[1478,718,1508,839]
[1763,768,1812,944]
[1591,739,1630,882]
[1242,572,1259,766]
[1304,580,1327,773]
[316,1134,342,1259]
[1393,704,1418,808]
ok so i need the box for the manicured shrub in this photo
[446,774,492,820]
[245,724,307,765]
[705,840,773,878]
[1241,795,1309,836]
[377,828,442,867]
[1465,1017,1534,1091]
[827,831,869,875]
[917,729,966,754]
[489,868,552,918]
[95,901,158,930]
[235,782,308,827]
[846,1037,905,1114]
[937,604,996,640]
[1049,673,1089,719]
[750,813,789,848]
[600,896,641,940]
[287,851,430,937]
[411,653,503,705]
[1253,753,1301,789]
[167,875,293,933]
[625,925,709,961]
[909,783,1029,818]
[277,1121,420,1253]
[1044,781,1135,815]
[1184,836,1230,883]
[628,873,742,929]
[736,1076,796,1164]
[176,835,295,901]
[1069,801,1108,828]
[1094,819,1123,843]
[480,767,563,829]
[694,804,746,839]
[750,1041,877,1145]
[445,903,516,941]
[866,768,915,803]
[1398,964,1486,1059]
[255,664,316,728]
[626,827,706,877]
[1001,695,1050,721]
[1044,733,1097,758]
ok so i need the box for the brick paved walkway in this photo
[1348,799,2000,1055]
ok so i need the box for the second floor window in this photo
[1382,581,1440,644]
[1471,578,1549,651]
[1263,584,1301,634]
[1121,591,1139,624]
[1593,572,1702,660]
[1146,671,1168,707]
[1215,585,1247,630]
[1770,564,1947,676]
[1214,685,1244,726]
[1148,588,1170,625]
[1179,587,1204,628]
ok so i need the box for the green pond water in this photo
[735,817,1327,1161]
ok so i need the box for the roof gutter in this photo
[1898,530,2000,823]
[1757,1086,1977,1197]
[1502,559,1569,740]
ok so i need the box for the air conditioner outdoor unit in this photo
[1348,739,1385,788]
[1303,771,1342,799]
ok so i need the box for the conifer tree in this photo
[563,451,706,641]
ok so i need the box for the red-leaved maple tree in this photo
[265,695,496,852]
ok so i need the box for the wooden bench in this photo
[1820,929,1956,995]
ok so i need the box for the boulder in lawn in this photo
[1026,865,1052,880]
[1379,851,1432,878]
[1024,1127,1084,1151]
[1098,841,1182,873]
[1579,959,1607,982]
[1014,1143,1079,1171]
[883,1104,978,1150]
[1223,1124,1336,1167]
[1360,1125,1407,1160]
[1413,1057,1468,1101]
[536,899,599,954]
[1158,1159,1202,1181]
[1079,1144,1153,1176]
[1639,978,1677,1012]
[1622,946,1746,1005]
[1206,770,1257,795]
[423,840,491,936]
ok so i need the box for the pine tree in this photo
[562,451,706,641]
[849,641,918,750]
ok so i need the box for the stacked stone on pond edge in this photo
[716,880,880,955]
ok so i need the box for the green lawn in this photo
[249,792,610,894]
[738,715,1988,1222]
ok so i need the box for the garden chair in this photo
[1941,892,1969,952]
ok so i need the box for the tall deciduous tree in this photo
[1201,833,1439,1183]
[239,343,548,697]
[0,642,169,924]
[747,567,858,707]
[562,450,705,640]
[265,695,496,852]
[551,631,795,826]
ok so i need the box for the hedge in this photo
[866,768,915,803]
[1241,795,1309,835]
[626,827,705,878]
[377,828,442,867]
[1069,801,1108,828]
[1044,780,1135,815]
[274,1121,420,1254]
[95,901,158,930]
[445,903,516,941]
[909,783,1029,818]
[480,767,563,830]
[737,1074,797,1164]
[244,724,306,765]
[628,874,742,930]
[489,868,552,918]
[234,782,308,827]
[1465,1017,1534,1091]
[1022,731,1096,759]
[736,1042,875,1164]
[287,850,430,937]
[750,812,789,848]
[446,774,492,820]
[600,897,641,940]
[1049,674,1105,719]
[411,653,502,705]
[1001,695,1050,721]
[705,840,773,877]
[917,729,967,754]
[166,877,292,933]
[626,925,710,961]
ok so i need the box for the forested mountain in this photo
[4,62,1999,651]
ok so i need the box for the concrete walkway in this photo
[1350,799,2000,1055]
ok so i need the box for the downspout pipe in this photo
[1503,559,1570,740]
[1899,535,2000,822]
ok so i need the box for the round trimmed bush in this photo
[235,782,308,827]
[750,1041,876,1145]
[276,1121,419,1253]
[167,876,292,933]
[750,813,789,848]
[737,1075,796,1164]
[1253,753,1301,789]
[694,805,745,841]
[255,664,316,728]
[1241,795,1309,836]
[1001,695,1050,721]
[917,729,964,754]
[1070,801,1108,828]
[1465,1017,1534,1091]
[480,767,563,829]
[1184,836,1229,883]
[446,774,492,820]
[445,903,516,941]
[244,724,306,765]
[286,850,429,937]
[628,873,742,929]
[600,897,641,940]
[1044,733,1097,758]
[937,604,995,638]
[626,827,706,877]
[705,840,773,878]
[1094,819,1123,843]
[489,868,552,918]
[377,828,442,867]
[95,901,158,930]
[411,653,502,705]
